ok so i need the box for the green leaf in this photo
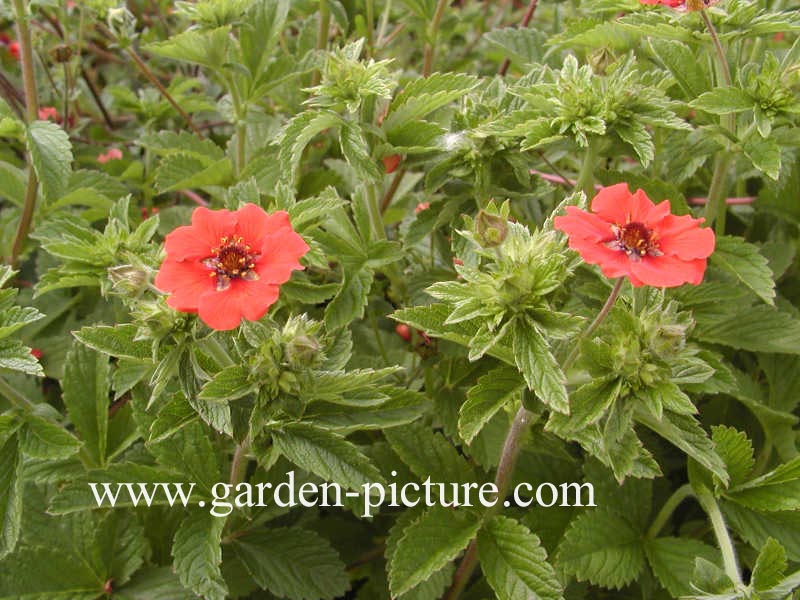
[149,393,199,443]
[279,110,342,184]
[694,304,800,354]
[722,500,800,562]
[324,268,373,330]
[557,508,646,589]
[197,365,254,402]
[19,414,82,460]
[114,567,188,600]
[477,515,562,600]
[385,420,477,485]
[339,121,381,181]
[62,342,110,466]
[232,528,349,600]
[271,422,384,491]
[0,338,44,376]
[459,365,521,444]
[240,0,290,75]
[689,87,753,114]
[752,538,787,592]
[74,324,153,361]
[743,133,781,180]
[546,377,621,436]
[725,457,800,511]
[711,426,754,488]
[513,317,568,414]
[155,154,233,193]
[0,431,22,559]
[27,120,73,201]
[389,506,481,597]
[635,409,729,485]
[711,236,775,305]
[172,511,227,600]
[144,26,231,69]
[644,537,720,598]
[647,39,709,99]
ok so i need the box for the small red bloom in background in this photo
[97,148,123,164]
[7,41,20,61]
[38,106,60,121]
[640,0,720,10]
[382,154,402,174]
[554,183,715,288]
[154,204,309,330]
[30,348,43,360]
[414,202,430,214]
[395,324,411,342]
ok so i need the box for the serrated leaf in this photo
[197,364,253,402]
[0,338,44,376]
[271,422,384,491]
[149,394,199,443]
[279,110,342,184]
[635,409,729,485]
[711,236,775,305]
[648,39,709,99]
[19,414,82,460]
[324,268,373,330]
[62,342,110,466]
[389,506,481,597]
[743,133,781,180]
[644,537,720,598]
[172,511,227,600]
[557,509,646,589]
[74,324,153,361]
[753,538,787,592]
[339,121,381,181]
[722,500,800,562]
[232,528,349,600]
[145,26,231,69]
[0,432,22,559]
[694,304,800,354]
[513,317,568,414]
[27,120,72,201]
[690,87,753,114]
[459,365,521,444]
[477,515,562,600]
[725,457,800,511]
[155,154,233,192]
[711,426,755,488]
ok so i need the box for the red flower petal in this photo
[197,278,280,331]
[255,227,310,285]
[163,207,236,262]
[154,259,213,311]
[233,205,292,246]
[554,207,614,243]
[589,183,635,224]
[657,214,715,260]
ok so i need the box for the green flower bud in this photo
[475,209,508,248]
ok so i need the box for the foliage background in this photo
[0,0,799,598]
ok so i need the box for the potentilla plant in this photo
[0,1,799,600]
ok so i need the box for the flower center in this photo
[202,236,260,291]
[608,222,662,261]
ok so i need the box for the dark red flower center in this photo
[202,236,260,291]
[608,222,662,261]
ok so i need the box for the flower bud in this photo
[588,47,614,76]
[475,209,508,248]
[49,44,73,64]
[108,264,149,296]
[286,334,321,368]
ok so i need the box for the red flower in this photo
[382,154,402,174]
[97,148,123,163]
[640,0,720,10]
[414,202,430,214]
[38,106,60,122]
[554,183,715,288]
[7,41,19,61]
[395,324,411,342]
[154,204,309,330]
[30,348,43,360]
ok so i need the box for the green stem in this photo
[704,152,732,234]
[311,0,330,86]
[9,0,41,266]
[229,439,250,487]
[575,140,598,199]
[562,278,623,372]
[422,0,448,77]
[646,483,694,539]
[0,375,36,411]
[696,488,743,587]
[445,281,624,600]
[365,0,375,55]
[699,9,732,88]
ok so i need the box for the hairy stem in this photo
[422,0,449,77]
[124,46,203,139]
[445,281,624,599]
[498,0,538,75]
[229,440,250,487]
[646,483,694,539]
[575,140,599,200]
[311,0,330,86]
[696,488,743,587]
[10,0,41,265]
[704,152,732,234]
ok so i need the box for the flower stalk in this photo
[696,487,744,588]
[9,0,40,265]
